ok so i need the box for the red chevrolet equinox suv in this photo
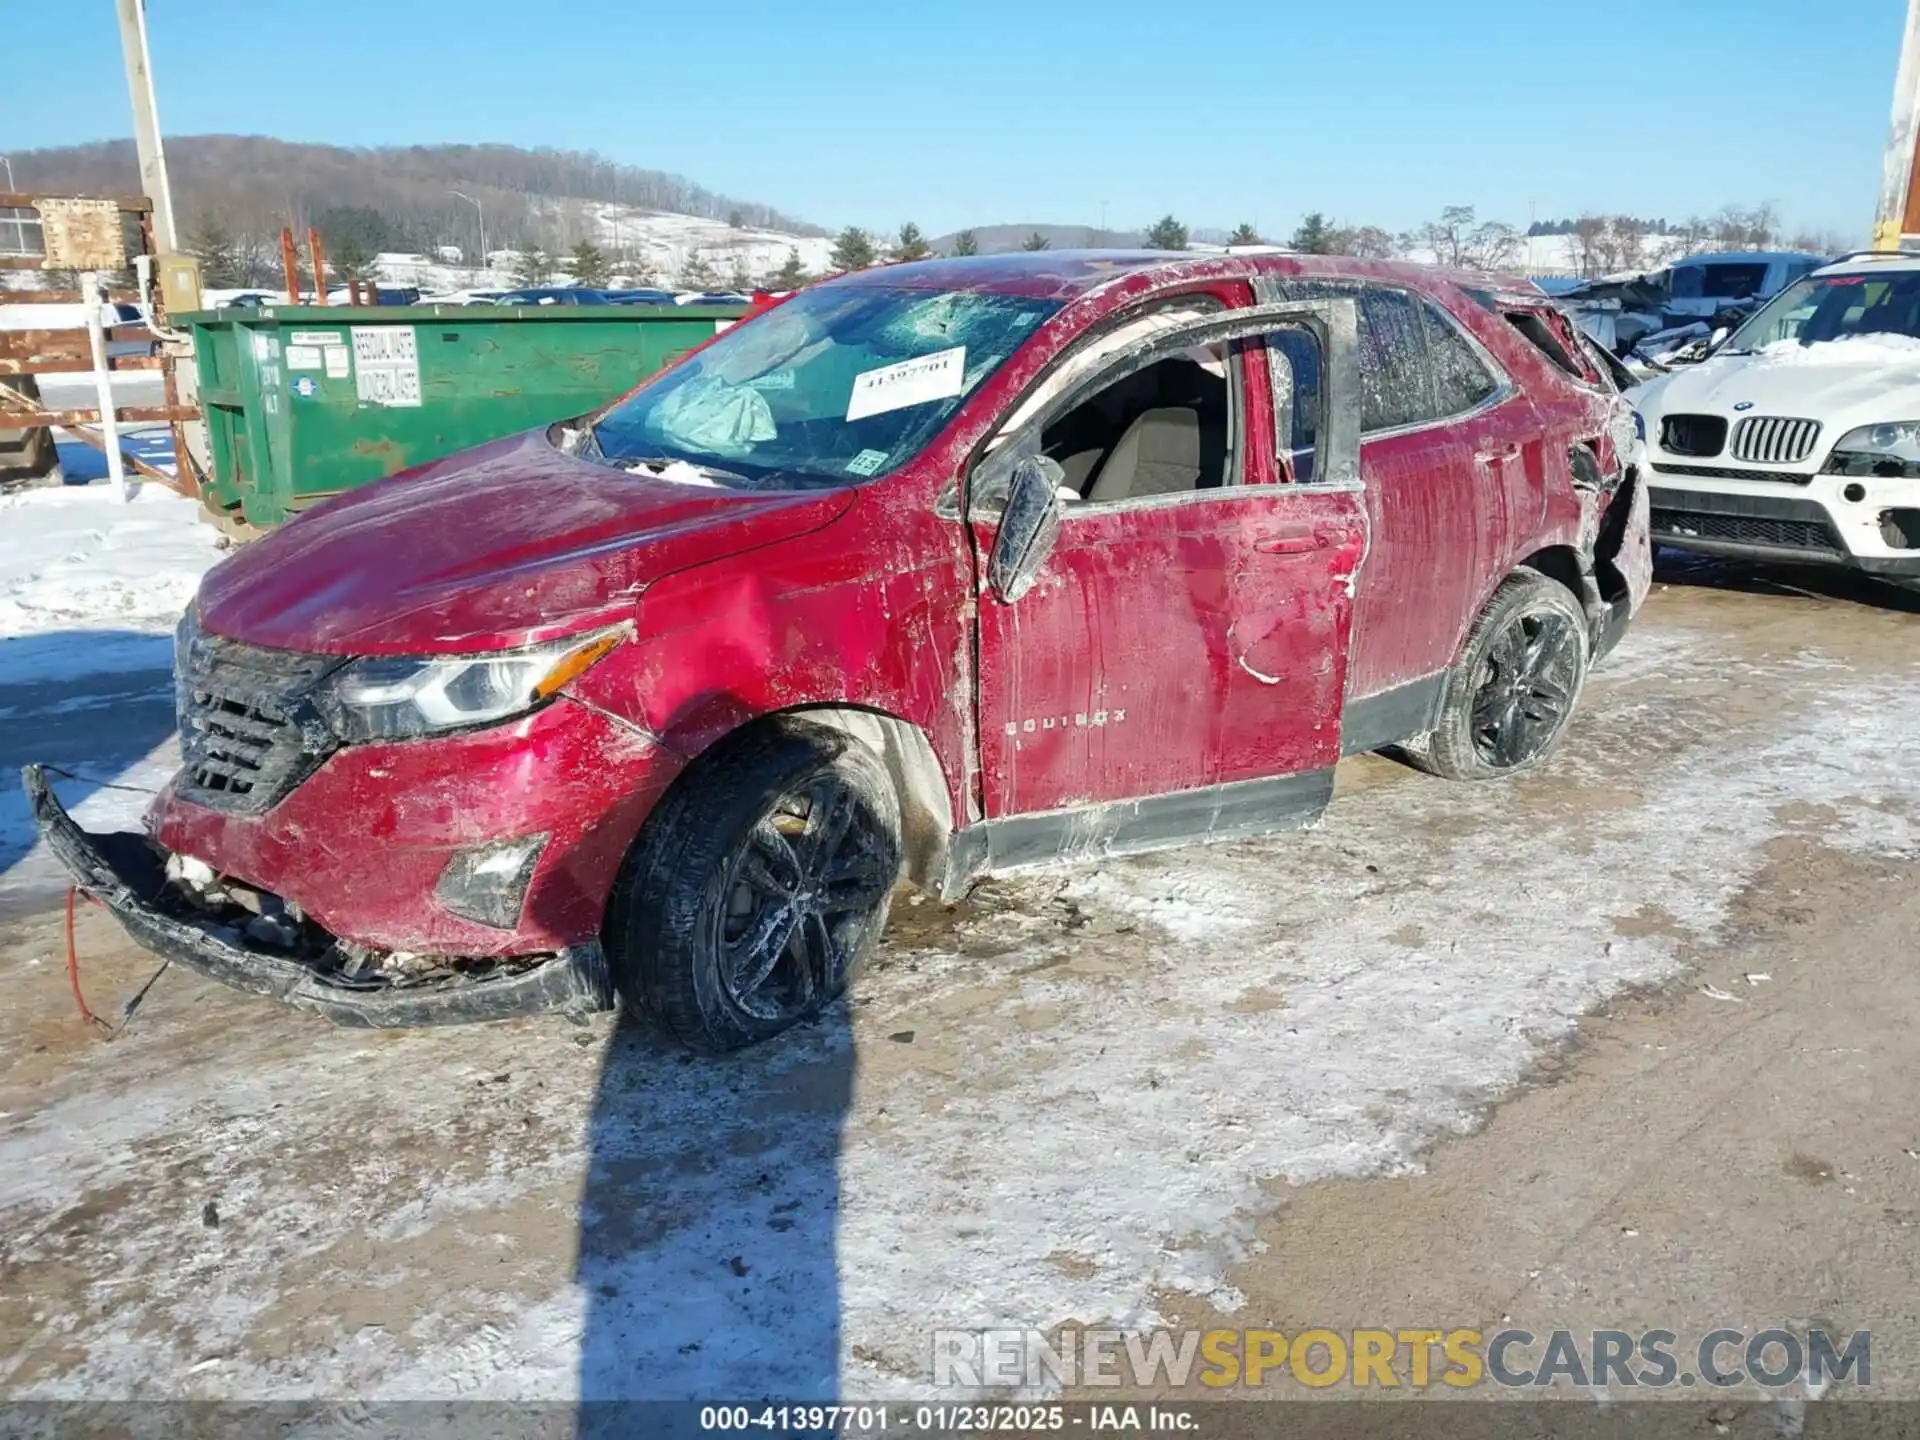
[31,252,1648,1051]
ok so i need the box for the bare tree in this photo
[1712,203,1779,251]
[1402,205,1518,271]
[1606,215,1648,273]
[1404,205,1478,267]
[1467,221,1522,272]
[1787,228,1854,256]
[1670,215,1715,258]
[1333,224,1397,259]
[1570,213,1609,277]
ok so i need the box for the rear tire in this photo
[1401,570,1590,782]
[605,718,902,1053]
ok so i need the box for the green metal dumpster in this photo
[184,302,749,527]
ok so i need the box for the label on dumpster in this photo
[289,331,345,347]
[324,347,351,379]
[285,345,323,370]
[351,326,422,407]
[846,345,965,422]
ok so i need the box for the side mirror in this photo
[987,455,1066,603]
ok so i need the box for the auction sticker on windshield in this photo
[846,345,966,421]
[351,326,422,407]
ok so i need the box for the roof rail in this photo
[1826,247,1920,265]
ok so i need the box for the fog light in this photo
[435,835,547,929]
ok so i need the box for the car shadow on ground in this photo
[1652,546,1920,614]
[576,1003,853,1432]
[0,629,180,890]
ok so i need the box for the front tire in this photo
[606,718,902,1053]
[1402,570,1590,781]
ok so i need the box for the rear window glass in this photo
[1422,303,1499,415]
[1672,262,1769,301]
[1354,288,1432,430]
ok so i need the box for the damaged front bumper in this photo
[25,765,614,1028]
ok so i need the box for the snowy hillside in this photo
[361,205,835,294]
[579,204,834,281]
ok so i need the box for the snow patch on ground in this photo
[0,482,220,678]
[0,480,218,903]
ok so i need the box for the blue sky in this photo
[0,0,1902,240]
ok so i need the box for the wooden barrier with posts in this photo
[0,190,201,492]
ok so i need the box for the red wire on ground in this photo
[65,884,110,1035]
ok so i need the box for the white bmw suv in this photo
[1632,251,1920,585]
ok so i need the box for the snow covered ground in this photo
[0,540,1915,1399]
[0,479,223,907]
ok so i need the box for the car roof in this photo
[1815,251,1920,278]
[822,249,1531,302]
[1673,250,1826,267]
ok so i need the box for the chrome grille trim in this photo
[1730,416,1821,466]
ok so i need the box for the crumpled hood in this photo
[196,430,851,653]
[1637,339,1920,446]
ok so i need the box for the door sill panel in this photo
[941,768,1333,898]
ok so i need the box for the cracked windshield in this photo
[591,286,1059,487]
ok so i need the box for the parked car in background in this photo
[105,302,159,360]
[417,289,510,306]
[675,290,751,306]
[33,251,1647,1052]
[1632,250,1920,583]
[1558,250,1829,357]
[491,287,611,306]
[603,287,679,306]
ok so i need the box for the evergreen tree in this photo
[569,240,612,288]
[328,233,378,285]
[727,208,745,229]
[950,229,980,256]
[312,204,398,259]
[185,213,245,288]
[726,255,754,292]
[772,249,809,289]
[1142,215,1188,250]
[829,226,877,271]
[894,221,932,262]
[1021,231,1051,251]
[1290,212,1336,254]
[510,247,555,286]
[678,250,720,289]
[1227,223,1262,247]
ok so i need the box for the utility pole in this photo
[451,190,487,277]
[115,0,177,252]
[1876,0,1920,250]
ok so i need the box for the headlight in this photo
[1833,422,1920,463]
[314,628,623,741]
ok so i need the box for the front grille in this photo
[1730,415,1821,465]
[1650,507,1842,555]
[177,621,342,814]
[1649,461,1813,485]
[1659,414,1727,458]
